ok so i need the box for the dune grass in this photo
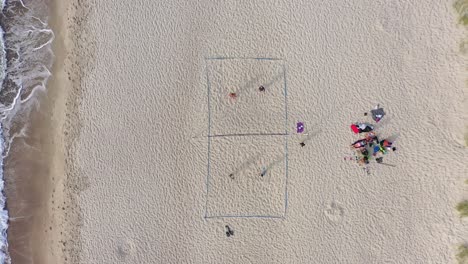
[457,245,468,263]
[454,1,468,150]
[464,128,468,147]
[454,0,468,26]
[454,2,468,261]
[461,41,468,54]
[456,201,468,217]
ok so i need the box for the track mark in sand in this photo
[325,202,344,223]
[116,239,135,259]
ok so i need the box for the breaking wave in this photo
[0,0,54,262]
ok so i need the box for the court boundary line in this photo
[204,57,289,220]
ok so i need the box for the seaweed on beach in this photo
[454,1,468,149]
[464,127,468,147]
[457,244,468,264]
[460,40,468,54]
[456,201,468,217]
[454,0,468,26]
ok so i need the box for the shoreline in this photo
[3,0,83,263]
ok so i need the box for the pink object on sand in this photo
[350,124,359,134]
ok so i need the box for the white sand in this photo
[69,1,468,263]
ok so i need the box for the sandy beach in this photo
[18,0,467,263]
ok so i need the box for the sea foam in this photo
[0,0,54,263]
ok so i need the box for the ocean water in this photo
[0,0,54,263]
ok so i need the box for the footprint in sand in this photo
[325,202,344,223]
[117,239,135,259]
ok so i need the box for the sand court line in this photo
[192,129,320,140]
[209,133,287,138]
[205,214,284,219]
[205,57,282,61]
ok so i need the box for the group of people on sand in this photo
[349,105,396,166]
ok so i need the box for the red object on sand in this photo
[229,92,237,99]
[350,124,359,134]
[382,140,392,147]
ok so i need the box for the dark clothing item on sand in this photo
[351,123,374,134]
[371,107,385,122]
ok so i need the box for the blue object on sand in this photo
[373,146,381,154]
[297,122,304,133]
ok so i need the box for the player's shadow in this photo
[235,71,284,95]
[300,127,322,144]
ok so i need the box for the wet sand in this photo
[4,99,55,263]
[4,0,73,263]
